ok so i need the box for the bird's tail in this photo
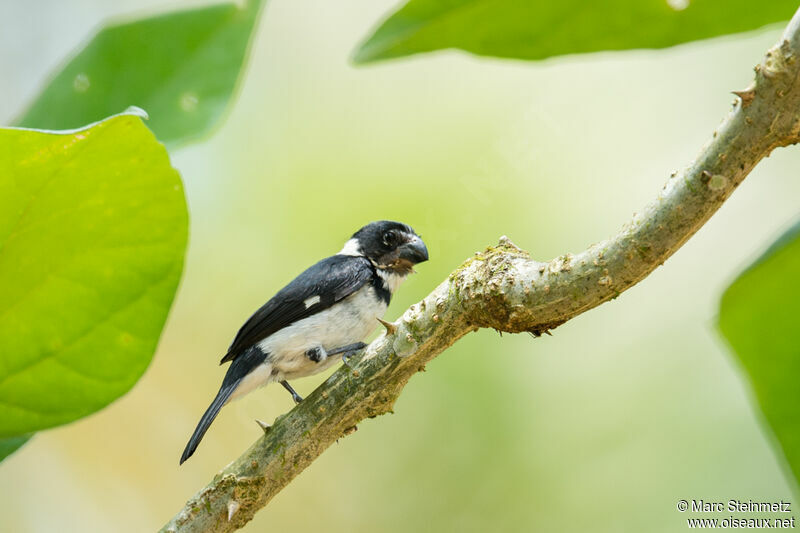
[180,382,238,464]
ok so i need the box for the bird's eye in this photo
[383,231,398,247]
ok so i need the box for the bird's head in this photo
[340,220,429,275]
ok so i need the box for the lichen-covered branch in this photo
[161,10,800,533]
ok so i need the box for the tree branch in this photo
[161,10,800,533]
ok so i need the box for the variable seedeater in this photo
[180,220,429,464]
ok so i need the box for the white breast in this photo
[259,285,388,380]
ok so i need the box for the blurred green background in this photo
[2,1,799,531]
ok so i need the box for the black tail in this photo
[181,347,268,464]
[180,382,238,464]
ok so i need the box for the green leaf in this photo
[355,0,795,63]
[719,220,800,490]
[15,0,264,145]
[0,435,31,462]
[0,110,188,437]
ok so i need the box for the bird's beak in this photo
[398,236,429,264]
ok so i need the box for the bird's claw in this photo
[341,350,357,368]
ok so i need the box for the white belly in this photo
[258,285,387,380]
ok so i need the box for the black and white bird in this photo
[180,220,429,464]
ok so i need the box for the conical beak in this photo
[398,236,429,264]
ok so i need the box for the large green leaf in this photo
[0,110,188,437]
[15,0,264,145]
[719,220,800,489]
[355,0,796,63]
[0,435,31,462]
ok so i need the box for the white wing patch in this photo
[304,295,321,308]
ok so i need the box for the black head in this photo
[343,220,429,274]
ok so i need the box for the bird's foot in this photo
[326,342,367,368]
[341,349,361,368]
[280,380,304,404]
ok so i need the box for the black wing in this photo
[220,255,375,364]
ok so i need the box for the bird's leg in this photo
[280,380,303,404]
[325,342,367,356]
[325,342,367,368]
